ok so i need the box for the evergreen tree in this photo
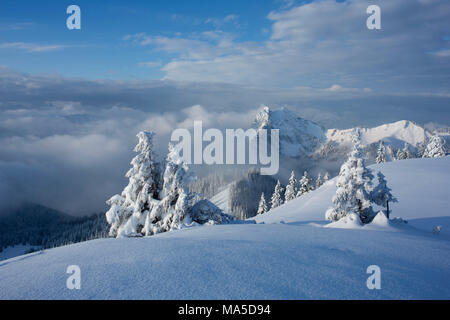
[396,148,404,160]
[403,143,412,159]
[323,172,330,183]
[257,193,268,215]
[284,170,297,202]
[106,131,161,237]
[325,141,375,223]
[371,172,398,219]
[397,143,412,160]
[296,171,312,197]
[375,141,386,163]
[416,141,426,158]
[271,180,284,210]
[143,143,195,236]
[422,134,446,158]
[386,145,396,161]
[316,173,323,189]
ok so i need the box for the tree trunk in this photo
[386,200,390,219]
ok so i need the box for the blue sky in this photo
[0,0,283,79]
[1,0,449,91]
[0,0,449,214]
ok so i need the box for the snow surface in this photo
[1,157,450,299]
[254,157,450,225]
[209,184,232,213]
[0,245,37,261]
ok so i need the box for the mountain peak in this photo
[326,120,430,148]
[254,106,326,157]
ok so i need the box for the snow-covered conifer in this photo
[284,170,297,202]
[316,173,323,189]
[422,134,446,158]
[375,141,386,163]
[296,171,312,197]
[387,145,396,161]
[143,143,195,236]
[106,131,161,237]
[257,193,268,215]
[325,141,375,224]
[397,143,412,160]
[371,172,398,219]
[396,148,403,160]
[271,180,284,210]
[403,143,412,159]
[323,172,330,183]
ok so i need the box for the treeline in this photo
[0,203,109,253]
[228,169,278,220]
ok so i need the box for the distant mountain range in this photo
[207,107,448,218]
[256,106,447,160]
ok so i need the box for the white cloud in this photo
[205,14,239,27]
[432,49,450,57]
[0,42,68,52]
[126,0,450,93]
[138,61,162,68]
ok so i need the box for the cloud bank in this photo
[1,0,449,215]
[124,0,450,92]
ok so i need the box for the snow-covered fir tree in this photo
[142,143,196,236]
[416,141,426,158]
[296,171,312,197]
[387,145,396,161]
[284,170,297,202]
[323,172,329,183]
[316,173,323,189]
[375,141,386,163]
[257,193,268,215]
[397,143,412,160]
[325,141,375,224]
[403,143,412,159]
[371,172,398,219]
[422,134,446,158]
[271,180,284,210]
[106,131,161,237]
[106,137,234,238]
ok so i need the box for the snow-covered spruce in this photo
[106,131,161,238]
[106,134,233,238]
[371,172,398,219]
[284,170,297,202]
[387,145,397,161]
[422,133,446,158]
[296,171,312,197]
[323,172,329,183]
[397,142,412,160]
[375,141,386,164]
[325,141,375,224]
[257,193,268,215]
[271,180,284,210]
[315,173,323,189]
[142,143,196,235]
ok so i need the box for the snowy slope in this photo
[1,223,450,300]
[254,157,450,228]
[1,158,450,300]
[0,245,37,261]
[209,184,232,213]
[326,120,431,149]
